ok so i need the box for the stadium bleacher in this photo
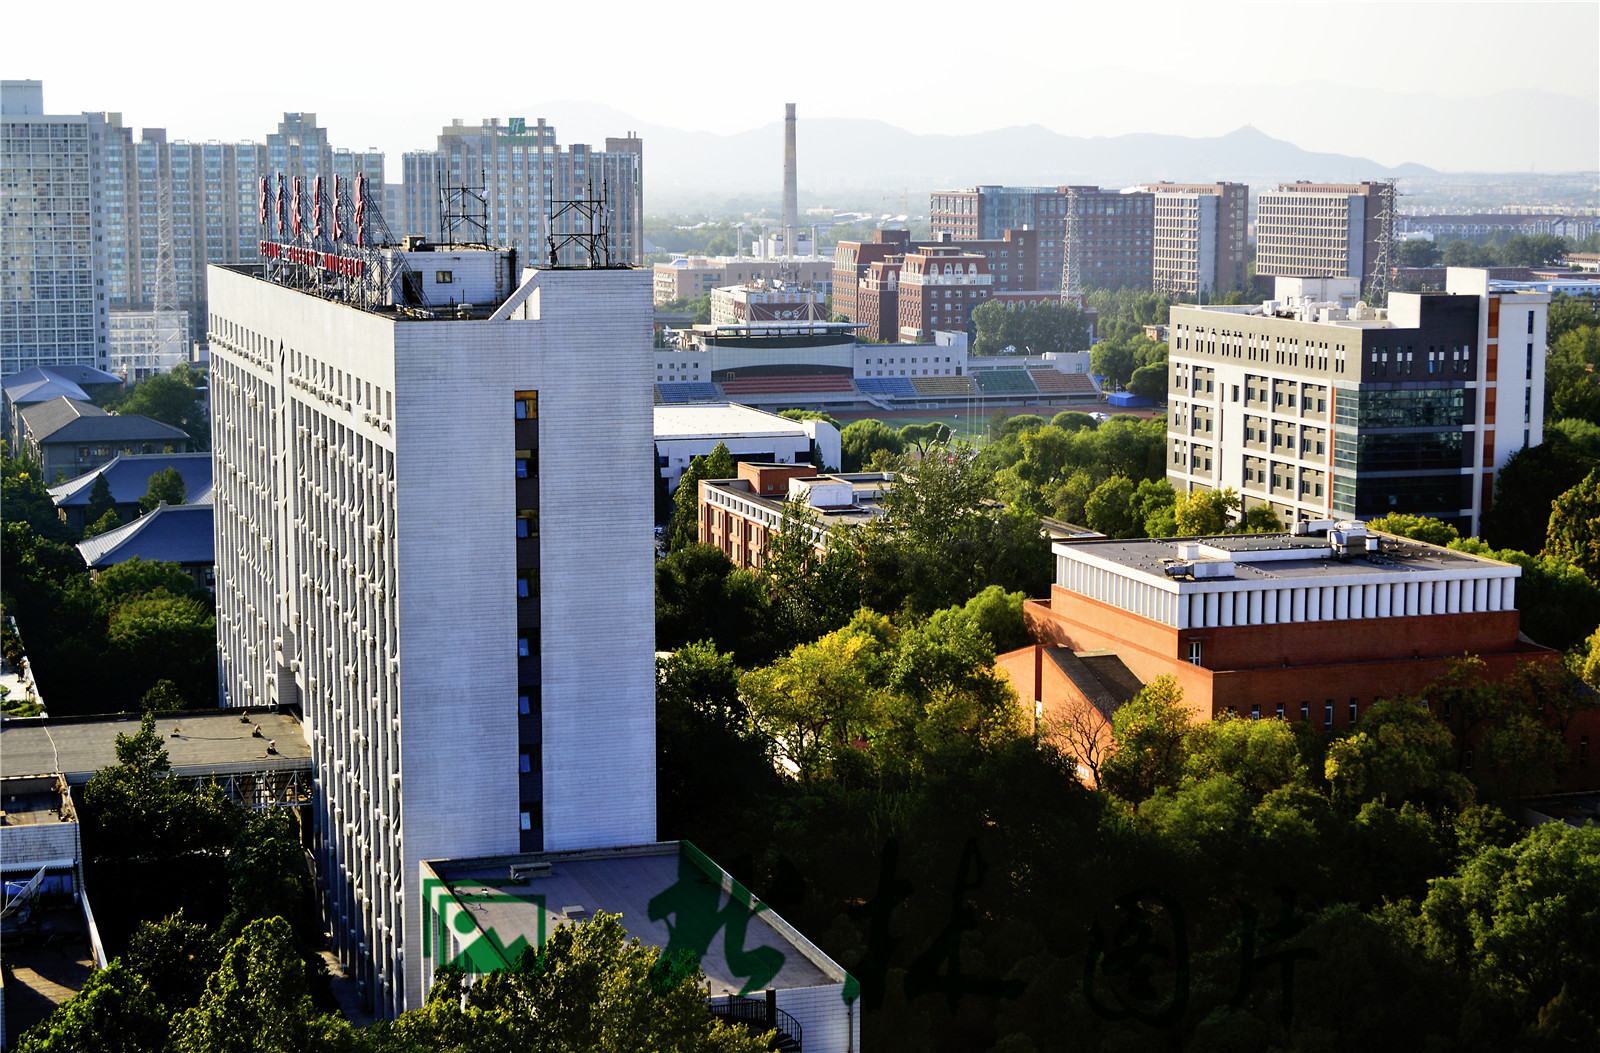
[856,376,918,398]
[972,370,1039,395]
[1028,370,1099,395]
[719,375,856,396]
[910,376,978,397]
[656,382,723,403]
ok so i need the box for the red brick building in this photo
[996,528,1595,787]
[857,259,902,344]
[896,248,993,342]
[698,463,892,570]
[831,231,912,322]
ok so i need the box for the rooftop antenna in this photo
[437,162,489,246]
[547,179,612,268]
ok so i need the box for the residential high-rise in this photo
[1142,182,1248,297]
[1,81,109,374]
[1255,181,1395,291]
[400,118,641,267]
[1165,270,1547,536]
[99,111,384,348]
[208,244,655,1015]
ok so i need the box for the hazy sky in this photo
[6,0,1597,171]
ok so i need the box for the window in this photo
[517,510,538,538]
[518,694,531,716]
[517,571,535,598]
[1324,702,1333,731]
[436,270,454,284]
[520,810,533,831]
[519,751,532,774]
[1528,311,1535,335]
[517,637,531,658]
[1300,701,1309,721]
[1188,641,1202,665]
[1276,702,1285,719]
[516,448,533,478]
[1250,704,1261,720]
[515,390,538,419]
[1349,698,1358,724]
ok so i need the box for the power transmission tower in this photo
[1366,179,1398,305]
[1060,188,1082,304]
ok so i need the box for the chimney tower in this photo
[783,103,798,258]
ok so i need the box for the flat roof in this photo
[0,709,311,784]
[654,402,809,441]
[1057,531,1517,585]
[426,842,843,996]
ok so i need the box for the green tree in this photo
[1173,486,1239,536]
[1099,675,1192,805]
[123,910,220,1014]
[109,364,210,449]
[1395,239,1442,268]
[703,441,736,481]
[839,419,904,472]
[1089,341,1138,390]
[1544,467,1600,580]
[95,556,202,607]
[1084,475,1138,538]
[171,917,349,1053]
[138,678,186,712]
[139,466,187,512]
[107,589,216,706]
[391,912,769,1053]
[949,584,1031,654]
[742,629,878,779]
[1408,823,1600,1042]
[1238,503,1284,533]
[1481,433,1596,553]
[1134,478,1179,537]
[899,422,951,456]
[655,545,774,666]
[1367,513,1460,547]
[1450,537,1600,652]
[221,809,319,943]
[85,473,117,525]
[1548,293,1600,344]
[1498,233,1571,267]
[1441,240,1498,268]
[1324,698,1473,814]
[16,960,168,1053]
[84,507,125,538]
[761,505,864,649]
[668,455,709,552]
[1050,410,1096,432]
[1126,361,1167,399]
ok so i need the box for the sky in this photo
[5,0,1597,173]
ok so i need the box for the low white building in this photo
[655,402,841,490]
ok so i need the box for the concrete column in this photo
[1335,585,1349,620]
[1220,590,1234,627]
[1473,578,1487,612]
[1205,592,1219,627]
[1489,577,1503,611]
[1176,591,1189,629]
[1264,589,1278,624]
[1191,593,1205,629]
[1435,581,1448,614]
[1378,583,1391,618]
[1249,590,1263,625]
[1447,579,1461,614]
[1405,582,1419,616]
[1420,582,1434,616]
[1321,588,1336,621]
[1292,588,1306,622]
[1503,579,1515,610]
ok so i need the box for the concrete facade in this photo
[1166,271,1547,536]
[1,81,109,374]
[1255,181,1395,292]
[207,257,655,1016]
[1143,182,1248,296]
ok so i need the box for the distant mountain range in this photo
[507,94,1596,208]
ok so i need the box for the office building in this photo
[400,118,641,268]
[1165,270,1548,536]
[1255,181,1395,290]
[1142,182,1248,296]
[709,281,825,326]
[208,243,655,1015]
[1,81,109,374]
[14,396,190,479]
[929,185,1155,291]
[996,524,1582,771]
[653,255,833,304]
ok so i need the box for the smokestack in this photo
[783,103,798,259]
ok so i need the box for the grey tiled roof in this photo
[21,396,188,444]
[50,453,214,507]
[76,502,214,569]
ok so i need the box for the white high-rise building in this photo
[1,81,109,373]
[207,245,655,1015]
